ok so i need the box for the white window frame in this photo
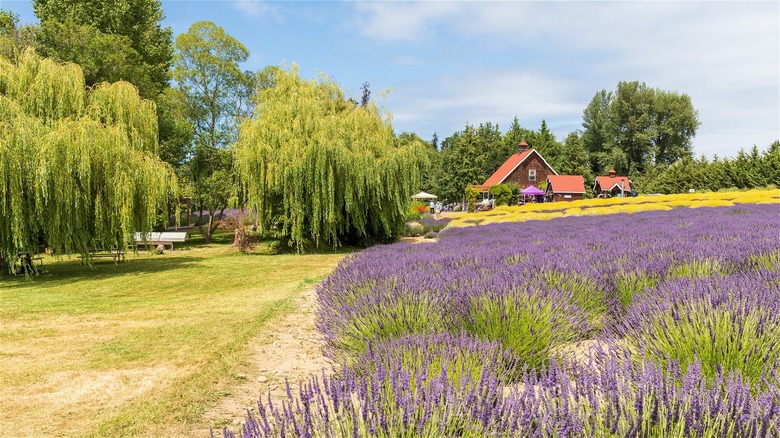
[528,169,536,182]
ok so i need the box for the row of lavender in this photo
[226,338,778,437]
[223,203,779,436]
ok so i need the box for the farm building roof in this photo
[546,175,586,193]
[595,175,633,191]
[481,149,557,188]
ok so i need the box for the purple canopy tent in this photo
[521,185,545,203]
[521,185,545,195]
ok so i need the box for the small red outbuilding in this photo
[545,175,586,201]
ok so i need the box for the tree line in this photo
[1,1,426,259]
[421,81,777,203]
[1,1,776,261]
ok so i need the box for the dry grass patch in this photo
[0,238,347,437]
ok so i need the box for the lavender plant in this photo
[614,270,780,385]
[317,204,779,370]
[218,203,780,436]
[463,283,592,371]
[220,346,780,437]
[353,333,521,388]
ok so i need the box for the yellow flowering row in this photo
[448,189,779,227]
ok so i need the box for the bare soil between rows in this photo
[200,287,331,434]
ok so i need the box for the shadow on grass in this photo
[0,254,207,289]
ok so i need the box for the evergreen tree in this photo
[559,132,593,183]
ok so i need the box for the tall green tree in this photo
[173,21,254,242]
[582,82,699,175]
[528,119,564,171]
[235,67,427,251]
[559,132,593,183]
[398,132,436,193]
[502,116,534,150]
[156,87,193,169]
[32,0,172,99]
[437,126,486,202]
[581,89,613,174]
[0,50,176,269]
[651,89,699,166]
[610,81,655,172]
[0,10,37,61]
[479,122,513,179]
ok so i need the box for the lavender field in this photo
[222,203,780,437]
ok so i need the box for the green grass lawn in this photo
[0,233,348,437]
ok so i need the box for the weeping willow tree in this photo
[235,67,427,251]
[0,49,176,268]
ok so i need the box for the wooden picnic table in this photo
[78,248,126,264]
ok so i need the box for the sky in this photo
[3,0,779,159]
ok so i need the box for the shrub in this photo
[220,347,780,437]
[317,280,454,365]
[465,187,479,212]
[463,287,592,370]
[614,271,780,385]
[354,333,520,390]
[404,221,423,237]
[489,184,513,206]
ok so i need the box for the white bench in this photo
[134,232,188,250]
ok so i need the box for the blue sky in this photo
[3,0,779,159]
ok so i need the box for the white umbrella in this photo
[411,191,437,200]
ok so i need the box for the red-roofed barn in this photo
[545,175,586,201]
[594,169,633,198]
[478,142,558,191]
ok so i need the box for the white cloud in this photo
[352,2,464,42]
[231,0,277,19]
[353,1,779,157]
[386,68,583,139]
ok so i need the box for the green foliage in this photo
[155,88,194,168]
[0,9,37,62]
[0,49,176,264]
[639,142,779,194]
[235,67,427,251]
[582,89,613,172]
[398,132,436,193]
[489,184,513,206]
[504,181,520,201]
[559,132,594,183]
[436,123,515,202]
[464,186,479,212]
[32,0,173,99]
[582,81,700,175]
[464,293,586,370]
[173,21,253,243]
[173,21,251,150]
[527,119,564,171]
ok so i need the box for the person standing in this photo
[429,200,435,214]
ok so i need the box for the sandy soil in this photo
[200,287,331,433]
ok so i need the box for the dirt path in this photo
[202,238,435,434]
[201,288,331,433]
